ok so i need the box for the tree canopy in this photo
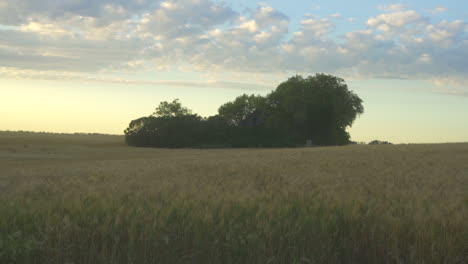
[265,74,363,145]
[218,94,267,126]
[153,99,192,117]
[125,74,364,148]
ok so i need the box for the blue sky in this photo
[1,0,467,143]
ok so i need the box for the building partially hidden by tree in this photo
[125,74,364,148]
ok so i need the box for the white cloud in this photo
[19,21,72,37]
[255,3,289,28]
[160,1,177,10]
[367,11,426,31]
[378,4,408,12]
[239,20,259,32]
[298,18,334,38]
[418,53,432,64]
[0,66,270,90]
[0,1,467,96]
[136,0,235,39]
[431,7,448,14]
[426,20,466,46]
[0,0,152,25]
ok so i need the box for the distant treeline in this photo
[125,74,364,148]
[0,131,118,136]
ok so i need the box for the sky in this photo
[1,0,467,143]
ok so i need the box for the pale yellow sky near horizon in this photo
[2,78,468,144]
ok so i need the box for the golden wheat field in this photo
[0,131,467,263]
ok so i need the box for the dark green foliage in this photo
[125,115,205,148]
[266,74,363,146]
[153,99,193,117]
[125,74,364,148]
[369,140,393,145]
[218,94,268,126]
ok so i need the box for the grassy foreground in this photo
[0,132,467,263]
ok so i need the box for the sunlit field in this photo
[0,132,467,263]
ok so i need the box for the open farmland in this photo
[0,132,467,263]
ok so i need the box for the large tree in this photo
[266,74,364,145]
[125,100,203,148]
[153,99,192,117]
[218,94,267,126]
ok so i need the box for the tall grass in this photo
[0,133,467,263]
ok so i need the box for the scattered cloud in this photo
[137,0,236,39]
[418,54,432,64]
[329,13,342,19]
[367,10,426,32]
[0,0,467,96]
[378,4,408,12]
[0,66,270,90]
[298,18,334,38]
[0,0,155,25]
[431,6,448,14]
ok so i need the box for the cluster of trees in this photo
[369,140,392,145]
[125,74,364,148]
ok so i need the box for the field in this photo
[0,132,467,263]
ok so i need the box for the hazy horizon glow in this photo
[1,0,467,143]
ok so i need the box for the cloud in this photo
[0,28,141,72]
[0,0,155,25]
[0,1,467,96]
[378,4,408,12]
[329,13,342,19]
[431,7,448,14]
[0,66,270,90]
[137,0,236,39]
[426,20,466,46]
[367,10,426,32]
[299,18,334,38]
